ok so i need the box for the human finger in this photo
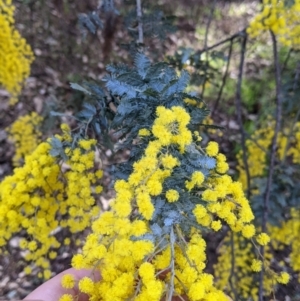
[23,268,98,301]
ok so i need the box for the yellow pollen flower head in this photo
[206,141,219,157]
[61,274,76,289]
[276,271,290,284]
[256,233,270,246]
[166,189,180,202]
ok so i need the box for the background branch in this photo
[235,34,251,199]
[212,39,233,117]
[136,0,144,46]
[282,62,300,164]
[281,48,293,74]
[229,231,238,301]
[201,0,217,98]
[259,30,283,301]
[200,28,246,53]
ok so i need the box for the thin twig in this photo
[282,109,300,164]
[228,231,238,301]
[174,274,189,296]
[244,132,269,154]
[281,48,293,74]
[211,39,233,117]
[200,28,246,54]
[282,62,300,164]
[235,34,251,199]
[167,227,175,301]
[259,31,283,301]
[173,292,186,301]
[292,61,300,91]
[201,0,217,98]
[136,0,144,45]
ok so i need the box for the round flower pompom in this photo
[24,266,32,275]
[28,240,37,251]
[95,170,103,179]
[191,171,205,186]
[64,238,71,245]
[44,269,52,279]
[193,205,208,224]
[49,251,57,259]
[138,128,150,136]
[78,277,95,294]
[256,233,270,246]
[59,294,73,301]
[166,189,180,202]
[242,224,256,238]
[61,274,76,289]
[276,271,290,284]
[161,154,179,169]
[188,281,205,300]
[211,220,222,231]
[139,262,155,280]
[60,123,70,131]
[216,161,229,173]
[251,259,262,272]
[206,141,219,157]
[95,185,103,194]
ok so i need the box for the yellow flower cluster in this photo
[0,0,34,104]
[172,231,228,301]
[269,209,300,275]
[183,97,203,108]
[69,211,157,300]
[7,112,43,166]
[112,107,188,221]
[67,224,229,301]
[0,124,102,278]
[152,106,192,153]
[193,173,256,236]
[60,107,191,300]
[202,115,223,137]
[237,120,300,191]
[214,233,274,300]
[247,0,300,49]
[225,118,297,296]
[60,106,261,301]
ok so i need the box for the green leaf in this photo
[70,82,92,95]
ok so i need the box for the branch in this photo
[293,61,300,91]
[282,61,300,164]
[167,227,175,301]
[235,34,251,199]
[259,31,283,301]
[211,39,233,117]
[228,231,238,301]
[281,48,293,74]
[136,0,144,45]
[204,0,217,50]
[201,0,217,98]
[199,28,246,54]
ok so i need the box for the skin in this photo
[23,268,95,301]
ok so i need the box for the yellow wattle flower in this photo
[0,0,34,104]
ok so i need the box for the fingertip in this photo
[23,268,100,301]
